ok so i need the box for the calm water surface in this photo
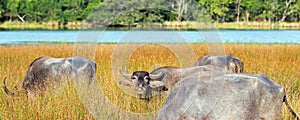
[0,30,299,44]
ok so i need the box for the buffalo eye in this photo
[131,75,138,80]
[130,75,138,85]
[144,76,150,82]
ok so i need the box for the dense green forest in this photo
[1,0,300,26]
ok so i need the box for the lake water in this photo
[0,30,300,44]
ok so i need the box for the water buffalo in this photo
[2,56,97,97]
[119,65,226,100]
[119,70,165,100]
[195,54,244,73]
[156,66,299,120]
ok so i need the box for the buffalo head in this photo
[119,70,165,99]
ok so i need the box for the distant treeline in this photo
[1,0,300,26]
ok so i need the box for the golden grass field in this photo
[0,44,299,119]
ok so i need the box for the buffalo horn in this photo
[149,71,164,80]
[119,70,133,79]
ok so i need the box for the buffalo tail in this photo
[2,77,15,96]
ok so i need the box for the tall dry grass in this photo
[0,44,299,119]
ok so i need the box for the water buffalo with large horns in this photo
[195,54,244,73]
[2,56,97,97]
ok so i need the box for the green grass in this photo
[164,21,300,30]
[0,21,86,30]
[2,21,300,30]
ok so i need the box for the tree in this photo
[289,0,300,21]
[171,0,201,21]
[6,0,20,21]
[16,0,31,22]
[199,0,233,22]
[261,0,279,22]
[240,0,263,22]
[81,0,101,20]
[0,2,4,19]
[176,0,188,21]
[2,0,300,25]
[279,0,297,22]
[88,0,172,27]
[235,0,241,22]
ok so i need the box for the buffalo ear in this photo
[119,80,133,86]
[149,81,164,88]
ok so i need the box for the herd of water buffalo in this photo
[2,54,299,119]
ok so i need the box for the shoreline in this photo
[1,21,300,30]
[0,42,299,46]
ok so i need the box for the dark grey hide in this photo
[3,56,96,97]
[119,66,227,100]
[156,66,299,120]
[194,54,244,73]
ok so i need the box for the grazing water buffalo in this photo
[2,56,97,97]
[119,65,226,100]
[156,66,299,120]
[195,54,244,73]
